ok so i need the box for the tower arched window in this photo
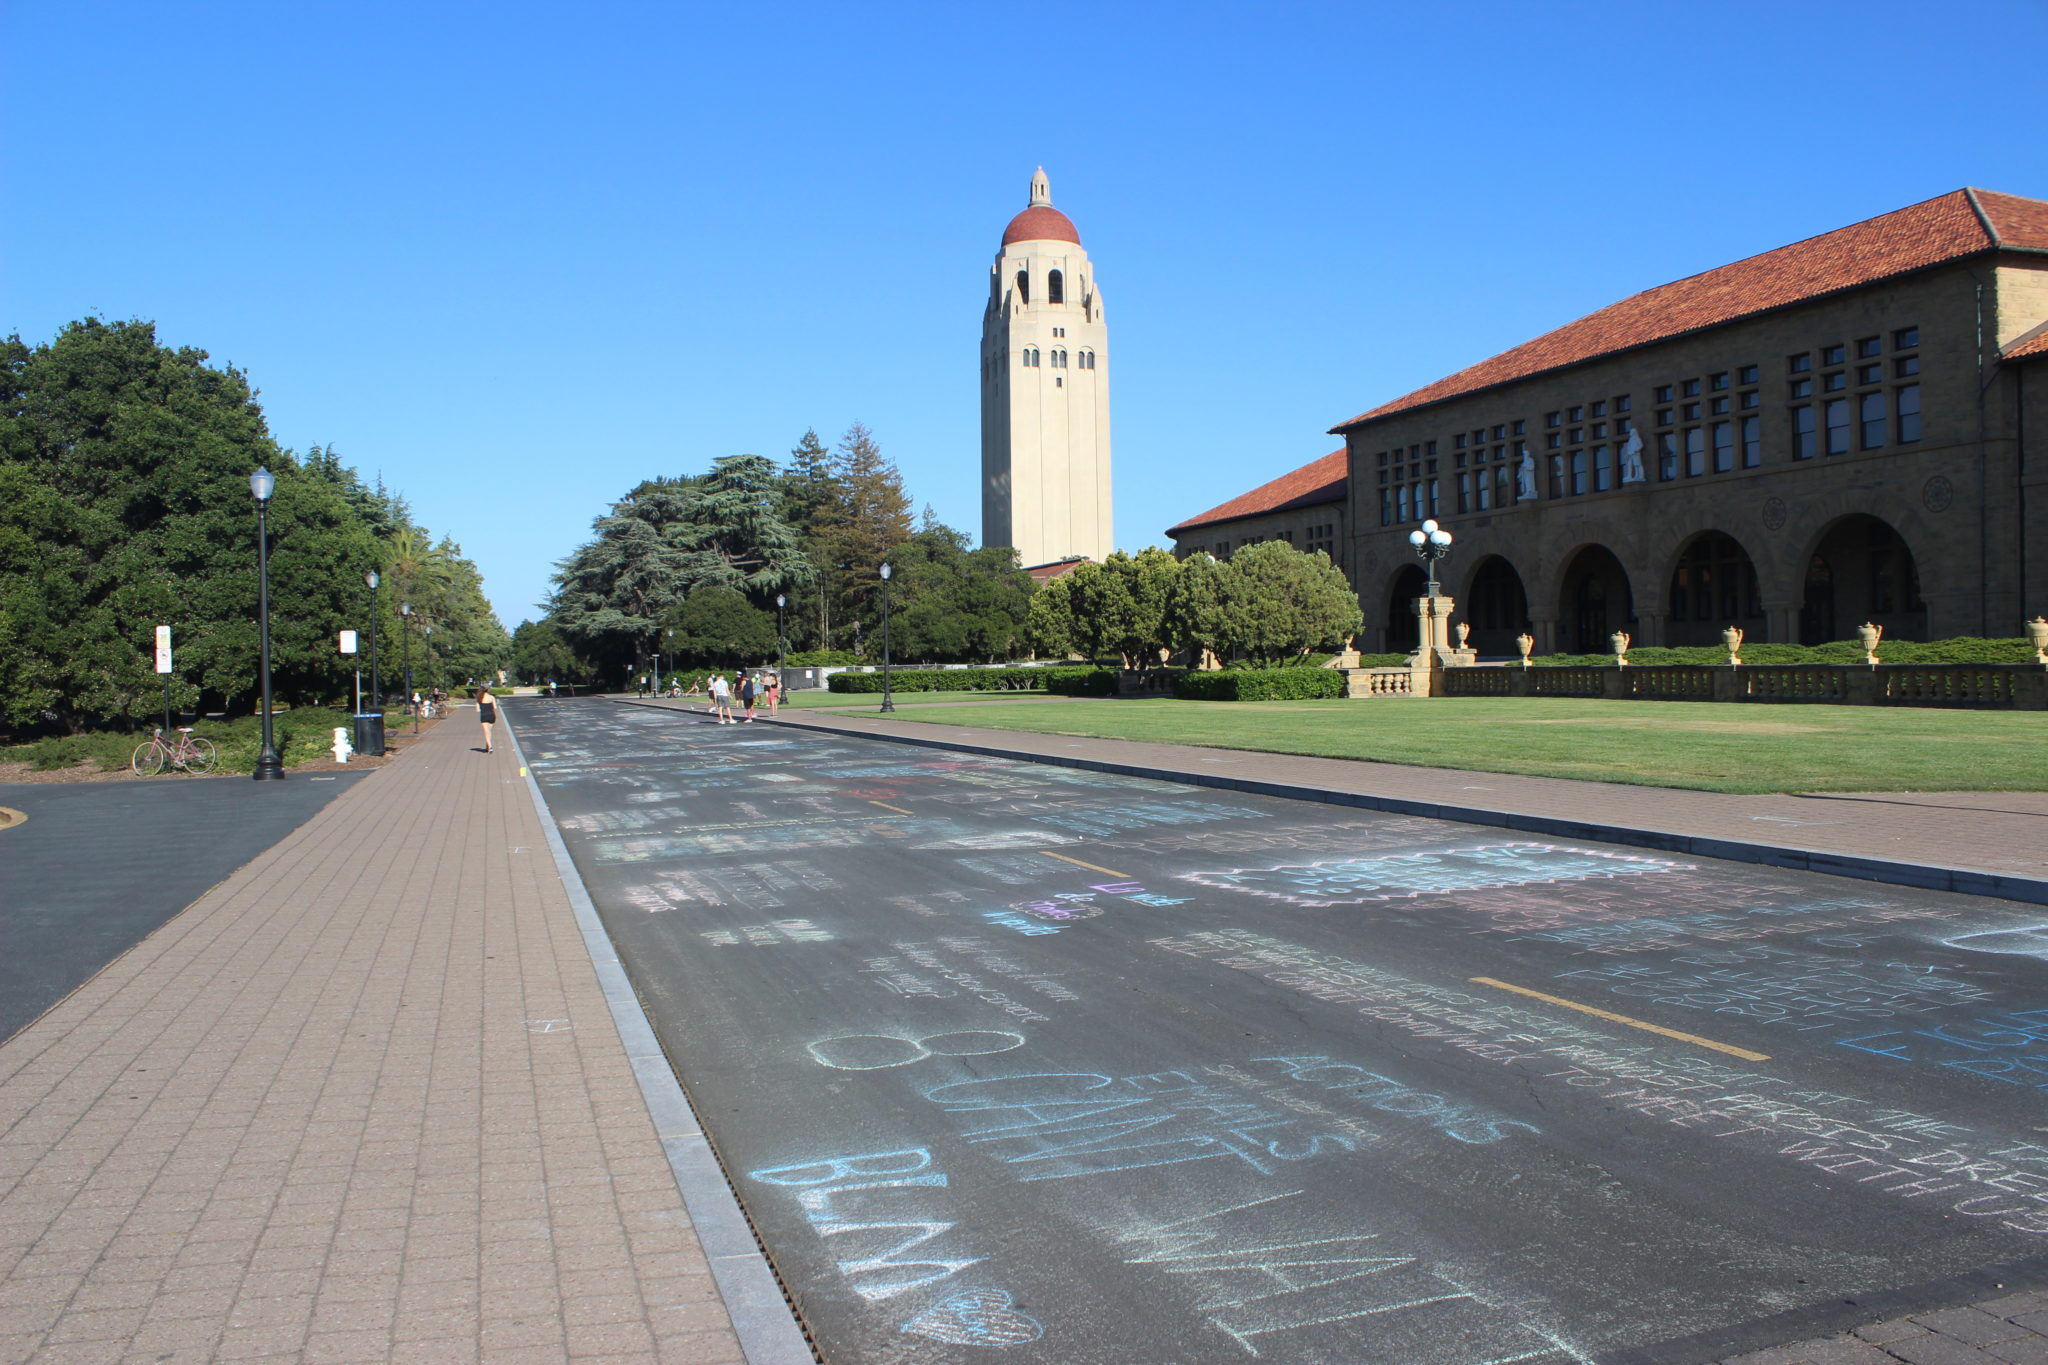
[1015,269,1029,304]
[1021,347,1039,367]
[1048,269,1064,305]
[1078,350,1095,370]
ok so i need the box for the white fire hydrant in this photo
[332,726,354,763]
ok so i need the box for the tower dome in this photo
[1001,167,1081,246]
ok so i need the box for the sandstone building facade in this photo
[981,168,1114,569]
[1171,188,2048,656]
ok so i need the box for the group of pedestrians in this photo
[684,670,780,724]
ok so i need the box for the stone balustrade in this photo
[1408,660,2046,709]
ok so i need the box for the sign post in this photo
[154,625,173,736]
[340,630,360,716]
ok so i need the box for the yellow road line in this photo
[0,806,24,831]
[869,801,914,815]
[1468,976,1771,1062]
[1041,851,1131,879]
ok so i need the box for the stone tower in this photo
[980,167,1113,567]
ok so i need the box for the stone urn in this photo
[1456,621,1472,649]
[1721,625,1744,666]
[1515,632,1535,668]
[1610,630,1631,666]
[2028,617,2048,664]
[1858,621,1884,664]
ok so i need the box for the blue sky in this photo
[7,1,2045,629]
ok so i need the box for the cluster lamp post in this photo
[250,469,284,781]
[1407,519,1454,595]
[878,564,895,713]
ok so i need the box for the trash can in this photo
[354,711,386,756]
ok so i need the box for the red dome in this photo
[1002,204,1080,247]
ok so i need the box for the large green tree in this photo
[884,523,1035,663]
[662,585,776,667]
[1069,547,1179,669]
[1217,541,1364,666]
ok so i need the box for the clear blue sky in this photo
[7,1,2044,630]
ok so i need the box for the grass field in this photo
[782,689,1059,710]
[856,696,2048,794]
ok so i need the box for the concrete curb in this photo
[603,700,2048,908]
[506,717,819,1365]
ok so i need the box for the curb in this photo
[505,717,819,1365]
[609,699,2048,908]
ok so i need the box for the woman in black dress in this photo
[477,685,498,753]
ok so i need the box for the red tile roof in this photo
[1026,556,1089,582]
[1169,449,1347,534]
[2005,322,2048,361]
[1004,205,1081,247]
[1333,188,2048,432]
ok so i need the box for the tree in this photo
[816,422,913,655]
[1163,551,1234,667]
[676,453,812,596]
[1025,573,1076,659]
[1218,541,1364,666]
[663,585,776,666]
[509,620,585,685]
[1070,547,1179,669]
[885,524,1035,663]
[779,428,837,649]
[548,478,702,673]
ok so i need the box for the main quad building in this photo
[1169,189,2048,657]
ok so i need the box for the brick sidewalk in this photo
[0,713,768,1364]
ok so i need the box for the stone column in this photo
[1636,610,1668,648]
[1530,616,1559,656]
[1764,603,1800,645]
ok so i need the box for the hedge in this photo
[827,666,1104,695]
[1536,635,2040,668]
[1042,668,1118,696]
[1172,667,1345,701]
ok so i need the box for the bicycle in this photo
[130,726,219,777]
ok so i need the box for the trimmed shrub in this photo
[1042,668,1118,697]
[828,666,1080,695]
[1172,668,1345,701]
[1536,636,2037,667]
[786,649,861,666]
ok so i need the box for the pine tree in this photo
[824,422,912,654]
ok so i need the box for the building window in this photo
[1656,408,1673,427]
[1684,427,1705,476]
[1456,472,1471,513]
[1710,372,1729,391]
[1681,379,1701,398]
[1792,405,1816,459]
[1592,444,1612,491]
[1216,540,1231,557]
[1614,396,1631,413]
[1824,398,1851,454]
[1789,353,1811,374]
[1546,432,1562,450]
[1546,411,1562,428]
[1591,423,1607,439]
[1473,468,1491,510]
[1822,344,1846,366]
[1380,489,1392,526]
[1681,403,1700,421]
[1860,391,1886,448]
[1658,433,1679,481]
[1569,449,1587,495]
[1047,269,1063,304]
[1021,347,1039,366]
[1513,418,1528,434]
[1895,355,1919,378]
[1894,326,1920,349]
[1790,378,1812,399]
[1590,401,1607,418]
[1712,421,1733,473]
[1655,385,1674,403]
[1496,465,1515,507]
[1454,434,1467,449]
[1709,397,1729,416]
[1426,440,1439,456]
[1567,405,1583,422]
[1897,384,1921,442]
[1740,389,1759,410]
[1738,365,1759,384]
[1016,269,1029,303]
[1823,371,1847,392]
[1857,336,1881,358]
[1741,415,1761,467]
[1548,455,1565,499]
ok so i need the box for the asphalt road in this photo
[512,698,2048,1365]
[0,771,370,1042]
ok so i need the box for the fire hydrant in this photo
[332,726,354,763]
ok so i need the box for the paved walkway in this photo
[0,712,790,1364]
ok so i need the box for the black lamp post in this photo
[250,468,285,781]
[422,623,434,718]
[776,593,787,672]
[878,563,895,714]
[1407,518,1454,596]
[663,627,674,692]
[400,602,413,732]
[365,570,381,711]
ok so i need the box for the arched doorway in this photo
[1666,531,1765,646]
[1465,556,1531,656]
[1557,545,1634,654]
[1386,565,1428,653]
[1799,515,1926,644]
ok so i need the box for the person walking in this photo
[476,684,498,753]
[739,672,757,723]
[763,672,781,717]
[709,672,733,724]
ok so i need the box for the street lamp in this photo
[422,623,434,722]
[250,468,284,781]
[663,627,674,693]
[1407,519,1454,597]
[365,570,381,713]
[878,564,895,713]
[775,593,787,672]
[400,602,413,732]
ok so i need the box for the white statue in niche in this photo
[1516,450,1539,501]
[1618,428,1646,483]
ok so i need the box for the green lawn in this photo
[859,696,2048,794]
[778,689,1059,710]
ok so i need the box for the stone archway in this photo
[1666,531,1766,646]
[1557,545,1634,654]
[1463,555,1531,656]
[1386,565,1428,653]
[1799,514,1926,644]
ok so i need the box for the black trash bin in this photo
[354,712,386,757]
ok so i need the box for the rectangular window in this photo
[1824,398,1851,454]
[1512,419,1527,435]
[1455,451,1467,468]
[1568,405,1583,422]
[1894,326,1919,349]
[1395,485,1408,521]
[1860,391,1886,448]
[1591,423,1607,439]
[1740,390,1759,409]
[1658,433,1679,480]
[1710,372,1729,391]
[1569,450,1587,495]
[1681,379,1701,397]
[1685,427,1705,476]
[1454,434,1467,449]
[1789,378,1812,399]
[1615,395,1632,413]
[1655,385,1674,403]
[1789,353,1811,373]
[1741,415,1761,467]
[1590,400,1607,417]
[1710,396,1730,415]
[1376,467,1387,485]
[1895,355,1920,378]
[1738,365,1759,385]
[1425,440,1438,456]
[1456,472,1471,513]
[1546,432,1562,450]
[1681,403,1700,421]
[1380,489,1392,526]
[1617,416,1633,434]
[1592,444,1612,491]
[1897,384,1921,442]
[1549,455,1565,499]
[1792,404,1816,459]
[1823,371,1847,392]
[1856,336,1881,358]
[1546,411,1562,428]
[1497,465,1515,507]
[1376,451,1388,466]
[1568,427,1584,444]
[1712,421,1733,472]
[1474,470,1491,510]
[1428,479,1441,516]
[1494,445,1506,462]
[1655,408,1673,427]
[1822,344,1846,365]
[1490,425,1504,440]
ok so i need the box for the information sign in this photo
[339,629,359,654]
[154,625,173,674]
